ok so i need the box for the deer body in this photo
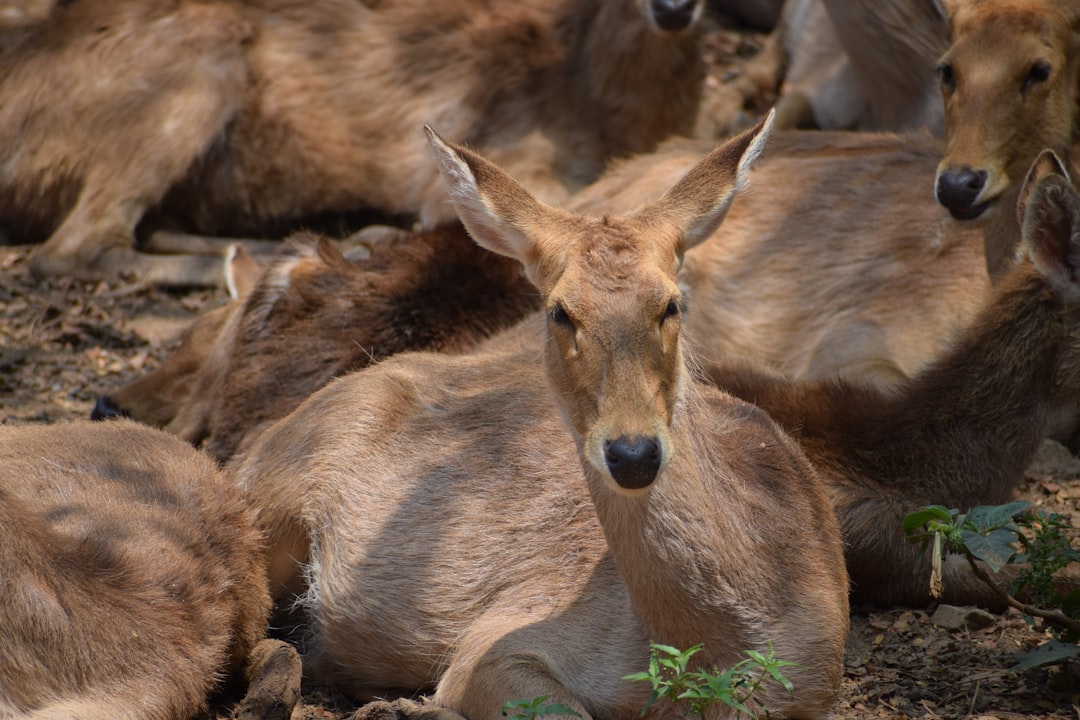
[2,0,704,285]
[233,118,849,719]
[0,420,298,720]
[706,154,1080,605]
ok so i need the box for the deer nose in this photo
[604,436,662,490]
[935,167,988,218]
[650,0,698,31]
[90,394,128,421]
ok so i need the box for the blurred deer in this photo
[0,419,301,719]
[231,116,850,719]
[0,0,706,285]
[93,223,538,461]
[705,151,1080,607]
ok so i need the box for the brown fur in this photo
[231,118,849,719]
[0,419,298,719]
[1,0,705,285]
[760,0,948,133]
[97,224,538,461]
[703,153,1080,607]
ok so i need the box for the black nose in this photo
[90,394,128,421]
[604,436,662,489]
[650,0,698,32]
[935,166,988,217]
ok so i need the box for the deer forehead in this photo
[542,220,683,311]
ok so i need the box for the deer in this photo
[0,0,706,286]
[0,419,302,720]
[702,150,1080,607]
[229,115,850,719]
[93,223,539,461]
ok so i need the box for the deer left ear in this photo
[426,126,566,279]
[1020,163,1080,299]
[643,109,774,256]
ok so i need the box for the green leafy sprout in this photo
[904,500,1080,668]
[622,642,796,718]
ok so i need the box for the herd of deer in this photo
[3,0,1080,718]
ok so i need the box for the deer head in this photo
[425,113,772,495]
[935,0,1080,221]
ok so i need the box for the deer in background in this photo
[231,116,849,719]
[93,223,538,461]
[704,151,1080,607]
[0,0,706,286]
[0,419,301,720]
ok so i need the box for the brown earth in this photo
[4,20,1080,720]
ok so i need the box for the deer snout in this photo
[90,394,129,421]
[604,436,662,490]
[649,0,699,32]
[935,166,990,220]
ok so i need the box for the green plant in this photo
[501,696,582,720]
[622,642,795,718]
[904,501,1080,668]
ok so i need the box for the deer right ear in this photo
[425,126,555,271]
[1020,167,1080,299]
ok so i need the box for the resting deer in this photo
[0,419,301,720]
[94,223,538,461]
[231,116,850,719]
[1,0,705,286]
[704,151,1080,607]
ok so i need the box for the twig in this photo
[964,554,1080,635]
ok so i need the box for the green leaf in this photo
[904,506,956,539]
[961,527,1020,573]
[966,501,1031,532]
[1013,639,1080,670]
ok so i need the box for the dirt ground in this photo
[4,234,1080,720]
[4,20,1080,720]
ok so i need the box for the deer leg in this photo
[234,639,303,720]
[144,231,283,257]
[21,4,251,285]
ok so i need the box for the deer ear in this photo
[644,109,774,255]
[1017,150,1071,226]
[1020,168,1080,299]
[224,243,263,300]
[425,125,559,270]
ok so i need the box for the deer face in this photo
[426,112,771,496]
[935,0,1080,221]
[537,217,686,494]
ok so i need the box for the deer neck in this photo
[560,0,703,159]
[871,264,1069,506]
[575,385,753,660]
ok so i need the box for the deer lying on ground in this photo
[705,151,1080,607]
[1,0,706,286]
[0,419,301,720]
[98,137,1080,612]
[94,223,538,461]
[231,116,850,719]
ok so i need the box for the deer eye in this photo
[661,298,683,324]
[937,62,955,92]
[549,303,574,329]
[1022,61,1051,93]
